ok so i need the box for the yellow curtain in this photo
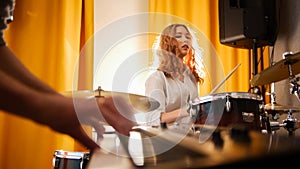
[148,0,262,95]
[0,0,93,169]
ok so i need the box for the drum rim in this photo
[193,92,262,104]
[54,150,89,159]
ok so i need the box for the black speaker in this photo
[219,0,278,49]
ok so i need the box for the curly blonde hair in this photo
[153,24,205,83]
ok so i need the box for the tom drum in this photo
[189,92,264,130]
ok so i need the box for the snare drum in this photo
[53,150,90,169]
[189,92,263,130]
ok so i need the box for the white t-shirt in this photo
[145,69,198,126]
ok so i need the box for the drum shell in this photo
[191,92,263,130]
[53,150,90,169]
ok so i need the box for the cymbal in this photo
[61,89,160,113]
[264,103,300,113]
[250,51,300,86]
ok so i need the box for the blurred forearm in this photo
[0,46,57,94]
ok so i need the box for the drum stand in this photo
[263,82,299,135]
[284,76,300,135]
[270,52,300,135]
[265,109,298,136]
[282,110,298,136]
[262,83,280,134]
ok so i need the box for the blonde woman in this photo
[145,24,205,126]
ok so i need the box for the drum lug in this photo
[225,95,231,112]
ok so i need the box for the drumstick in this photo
[210,63,241,94]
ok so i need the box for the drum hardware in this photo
[264,84,300,114]
[282,109,299,136]
[263,104,300,135]
[260,112,272,134]
[264,82,279,119]
[261,109,299,136]
[248,86,262,96]
[283,52,300,102]
[264,103,300,114]
[269,121,283,132]
[53,150,90,169]
[289,76,300,102]
[264,81,300,121]
[264,108,281,121]
[225,94,231,112]
[249,51,300,134]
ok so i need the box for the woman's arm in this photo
[161,108,189,124]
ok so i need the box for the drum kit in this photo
[53,52,300,169]
[250,51,300,135]
[188,51,300,137]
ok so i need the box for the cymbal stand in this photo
[267,83,281,121]
[267,47,277,112]
[282,109,298,136]
[284,52,300,102]
[250,39,262,96]
[262,49,278,133]
[261,112,272,134]
[289,77,300,102]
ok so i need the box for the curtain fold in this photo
[76,0,94,151]
[0,0,92,168]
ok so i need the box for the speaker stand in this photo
[251,39,261,94]
[250,39,266,102]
